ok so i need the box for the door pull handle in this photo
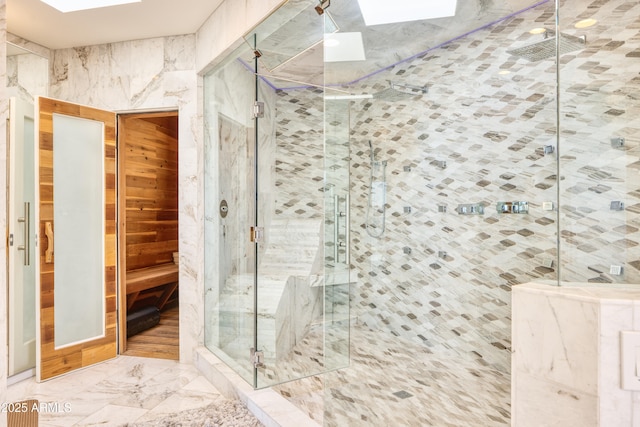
[17,202,30,266]
[45,221,54,263]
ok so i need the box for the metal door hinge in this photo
[251,348,265,368]
[250,226,264,243]
[253,101,265,119]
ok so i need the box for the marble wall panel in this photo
[6,50,48,101]
[512,283,640,426]
[195,0,284,73]
[49,35,201,363]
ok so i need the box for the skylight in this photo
[324,32,366,63]
[40,0,141,13]
[356,0,457,26]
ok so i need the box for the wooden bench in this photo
[126,263,179,310]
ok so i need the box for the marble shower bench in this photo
[216,218,356,363]
[512,281,640,427]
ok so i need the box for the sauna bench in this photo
[126,263,179,310]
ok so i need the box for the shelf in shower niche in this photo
[456,203,484,215]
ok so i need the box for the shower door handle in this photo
[334,195,339,265]
[334,194,350,266]
[17,202,30,266]
[343,194,350,266]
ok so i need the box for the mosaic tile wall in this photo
[271,0,640,374]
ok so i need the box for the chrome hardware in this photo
[456,203,484,215]
[611,137,625,148]
[434,160,447,169]
[219,199,229,218]
[438,204,447,213]
[250,226,264,243]
[403,246,412,255]
[250,348,265,368]
[497,201,529,214]
[543,145,555,155]
[253,101,265,118]
[17,202,30,265]
[610,265,623,276]
[404,206,412,214]
[438,251,447,259]
[610,201,625,211]
[315,0,331,15]
[334,194,350,265]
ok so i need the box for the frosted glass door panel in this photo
[52,113,105,348]
[23,116,36,342]
[8,98,37,376]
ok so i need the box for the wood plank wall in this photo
[118,113,179,271]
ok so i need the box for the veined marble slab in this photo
[512,281,640,427]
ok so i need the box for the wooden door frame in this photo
[116,109,179,354]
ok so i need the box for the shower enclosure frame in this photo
[203,0,351,390]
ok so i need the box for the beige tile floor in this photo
[6,355,261,426]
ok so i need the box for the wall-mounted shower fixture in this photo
[507,29,586,62]
[366,140,387,238]
[253,101,265,118]
[314,0,331,15]
[543,145,555,155]
[373,80,428,102]
[497,201,529,214]
[610,201,625,211]
[611,137,625,148]
[610,265,623,276]
[431,160,447,169]
[456,203,484,215]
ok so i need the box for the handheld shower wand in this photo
[366,140,387,238]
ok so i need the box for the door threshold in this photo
[8,368,35,386]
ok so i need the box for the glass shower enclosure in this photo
[203,0,350,388]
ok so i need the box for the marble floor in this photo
[273,323,511,426]
[6,356,263,426]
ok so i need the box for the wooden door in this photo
[36,97,117,381]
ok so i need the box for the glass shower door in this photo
[204,0,350,389]
[203,41,258,384]
[250,0,350,388]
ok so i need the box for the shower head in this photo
[507,31,586,62]
[373,80,428,101]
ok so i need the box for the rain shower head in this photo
[373,80,428,101]
[507,31,586,62]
